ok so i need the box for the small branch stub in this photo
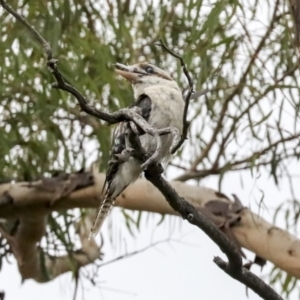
[187,213,194,221]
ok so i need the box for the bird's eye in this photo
[145,66,154,74]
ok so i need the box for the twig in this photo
[0,291,5,300]
[98,238,170,268]
[155,39,194,154]
[49,59,180,169]
[188,89,209,100]
[48,58,179,169]
[288,0,300,49]
[0,0,52,59]
[213,257,282,300]
[174,139,300,182]
[0,1,181,170]
[203,64,299,172]
[190,0,280,170]
[0,2,283,299]
[145,165,283,300]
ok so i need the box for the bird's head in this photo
[115,62,180,98]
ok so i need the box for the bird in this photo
[89,62,184,239]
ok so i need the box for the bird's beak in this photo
[115,63,140,82]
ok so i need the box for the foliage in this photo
[1,0,300,297]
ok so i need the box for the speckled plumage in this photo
[89,63,184,239]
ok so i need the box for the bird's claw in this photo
[115,148,134,162]
[141,159,151,170]
[129,121,141,135]
[140,150,160,170]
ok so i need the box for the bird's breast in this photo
[143,85,184,131]
[139,85,184,159]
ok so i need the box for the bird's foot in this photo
[140,150,161,170]
[115,148,134,162]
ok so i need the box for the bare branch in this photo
[190,0,281,170]
[0,0,52,59]
[155,39,194,154]
[44,217,102,282]
[48,58,180,170]
[0,291,4,300]
[0,211,102,282]
[214,257,282,300]
[288,0,300,49]
[1,171,300,280]
[174,132,300,181]
[98,239,171,268]
[145,165,282,300]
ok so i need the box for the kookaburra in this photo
[89,62,184,238]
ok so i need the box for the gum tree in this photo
[0,0,300,299]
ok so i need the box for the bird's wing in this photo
[103,94,152,194]
[130,94,152,122]
[89,122,127,239]
[89,96,152,238]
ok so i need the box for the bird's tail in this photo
[89,196,115,240]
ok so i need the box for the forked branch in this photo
[145,166,282,300]
[155,39,194,153]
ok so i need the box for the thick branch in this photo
[1,171,300,284]
[0,215,46,280]
[0,210,101,282]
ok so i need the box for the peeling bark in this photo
[0,215,46,280]
[0,170,300,281]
